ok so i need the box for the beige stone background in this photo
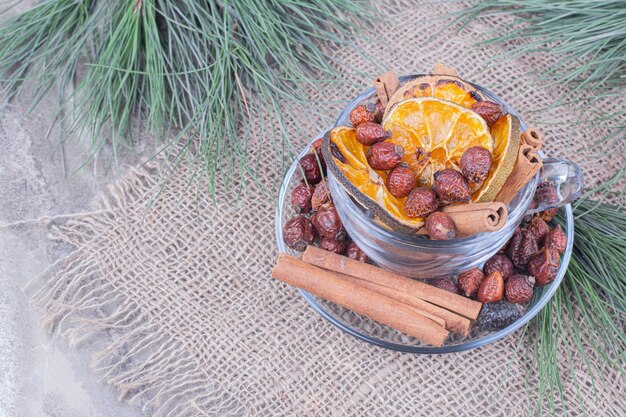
[0,1,624,417]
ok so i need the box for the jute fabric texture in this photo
[25,1,625,416]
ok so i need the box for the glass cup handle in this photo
[526,157,584,216]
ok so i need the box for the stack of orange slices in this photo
[323,72,520,232]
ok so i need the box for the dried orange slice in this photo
[323,126,425,230]
[383,97,494,189]
[385,75,484,118]
[473,113,521,202]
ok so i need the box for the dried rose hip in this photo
[458,268,485,297]
[430,277,461,295]
[505,274,535,304]
[299,153,323,185]
[433,169,471,204]
[527,247,560,286]
[484,254,514,280]
[355,122,391,146]
[506,228,523,264]
[544,225,567,254]
[311,180,331,211]
[310,138,323,156]
[319,236,348,255]
[386,164,416,198]
[312,203,345,239]
[366,142,404,171]
[425,211,457,240]
[526,216,550,246]
[471,101,503,127]
[518,232,539,268]
[539,208,559,222]
[346,241,368,263]
[404,187,439,218]
[477,271,505,303]
[349,103,377,126]
[283,215,315,251]
[460,146,492,190]
[536,185,559,205]
[291,182,315,214]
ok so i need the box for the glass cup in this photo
[328,75,583,278]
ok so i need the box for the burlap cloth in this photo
[24,1,625,416]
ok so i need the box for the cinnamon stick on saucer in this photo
[373,71,400,107]
[272,254,449,346]
[495,144,543,205]
[302,246,482,320]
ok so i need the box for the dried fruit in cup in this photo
[477,271,504,303]
[355,122,391,146]
[470,101,503,127]
[291,182,315,214]
[349,103,378,126]
[311,180,332,211]
[476,301,524,331]
[345,241,368,263]
[505,274,535,304]
[527,246,561,286]
[484,254,514,280]
[386,164,416,198]
[404,187,439,218]
[425,211,456,240]
[526,216,550,246]
[545,225,567,254]
[458,268,485,297]
[299,153,324,185]
[312,203,345,240]
[366,142,404,171]
[430,277,461,295]
[433,169,471,204]
[283,215,315,252]
[319,236,347,255]
[460,146,492,191]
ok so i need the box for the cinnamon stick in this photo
[440,202,508,237]
[495,144,543,205]
[302,246,482,319]
[338,273,471,335]
[521,127,543,151]
[272,254,449,346]
[373,71,400,107]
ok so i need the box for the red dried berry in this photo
[291,182,315,214]
[471,101,503,126]
[527,247,560,286]
[355,122,391,146]
[312,203,345,239]
[539,208,559,222]
[426,211,457,240]
[366,142,404,171]
[319,236,348,255]
[526,216,550,246]
[349,104,377,126]
[484,254,514,280]
[310,138,323,156]
[430,277,461,295]
[299,153,323,185]
[404,187,439,218]
[345,241,368,263]
[506,228,524,266]
[311,180,331,211]
[505,274,535,304]
[460,146,492,190]
[283,215,315,251]
[544,225,567,254]
[477,271,505,303]
[457,268,485,298]
[386,164,416,198]
[517,232,540,269]
[433,169,471,204]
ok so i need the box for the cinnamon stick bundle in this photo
[272,254,449,346]
[302,246,482,319]
[373,71,400,107]
[495,144,543,205]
